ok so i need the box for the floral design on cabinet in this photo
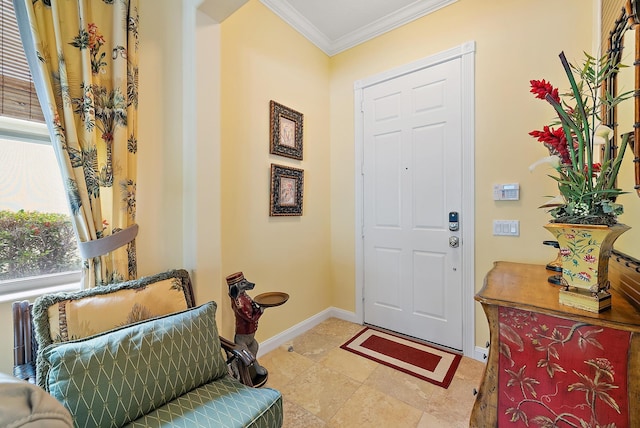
[498,307,630,427]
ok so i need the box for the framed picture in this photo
[270,100,303,160]
[270,164,304,216]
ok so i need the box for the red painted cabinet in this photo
[470,262,640,427]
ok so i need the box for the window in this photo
[1,0,81,295]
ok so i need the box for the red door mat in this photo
[340,327,462,388]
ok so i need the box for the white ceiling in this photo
[199,0,250,23]
[259,0,457,56]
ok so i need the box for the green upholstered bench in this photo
[13,270,283,428]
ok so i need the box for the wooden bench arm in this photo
[220,336,255,365]
[219,336,267,387]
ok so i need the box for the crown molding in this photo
[259,0,333,53]
[260,0,457,56]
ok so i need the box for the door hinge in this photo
[360,100,365,112]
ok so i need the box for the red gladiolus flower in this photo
[582,163,602,177]
[530,79,560,103]
[583,163,602,175]
[529,126,571,165]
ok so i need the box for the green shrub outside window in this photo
[0,210,81,281]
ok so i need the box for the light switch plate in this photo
[493,220,519,236]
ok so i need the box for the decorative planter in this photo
[544,223,630,312]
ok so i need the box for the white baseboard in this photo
[257,307,360,357]
[474,346,488,363]
[258,307,489,365]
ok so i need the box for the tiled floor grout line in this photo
[260,317,484,427]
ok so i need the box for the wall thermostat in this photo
[493,183,520,201]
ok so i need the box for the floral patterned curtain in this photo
[13,0,139,286]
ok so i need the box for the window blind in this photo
[1,0,44,122]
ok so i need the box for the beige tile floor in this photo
[259,318,485,427]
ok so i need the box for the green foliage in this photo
[532,52,632,225]
[0,210,81,281]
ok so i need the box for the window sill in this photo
[0,282,80,304]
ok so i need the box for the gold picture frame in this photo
[270,100,303,160]
[270,164,303,216]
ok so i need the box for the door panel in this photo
[412,124,445,228]
[412,251,446,319]
[372,247,402,310]
[363,57,463,350]
[373,131,401,226]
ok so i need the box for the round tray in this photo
[254,292,289,307]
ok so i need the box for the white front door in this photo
[362,56,463,350]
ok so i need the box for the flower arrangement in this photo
[529,51,632,226]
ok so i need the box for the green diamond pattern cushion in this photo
[41,302,227,428]
[125,376,283,428]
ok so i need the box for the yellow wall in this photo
[136,0,185,276]
[194,11,225,324]
[613,33,640,254]
[220,1,332,342]
[135,1,225,322]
